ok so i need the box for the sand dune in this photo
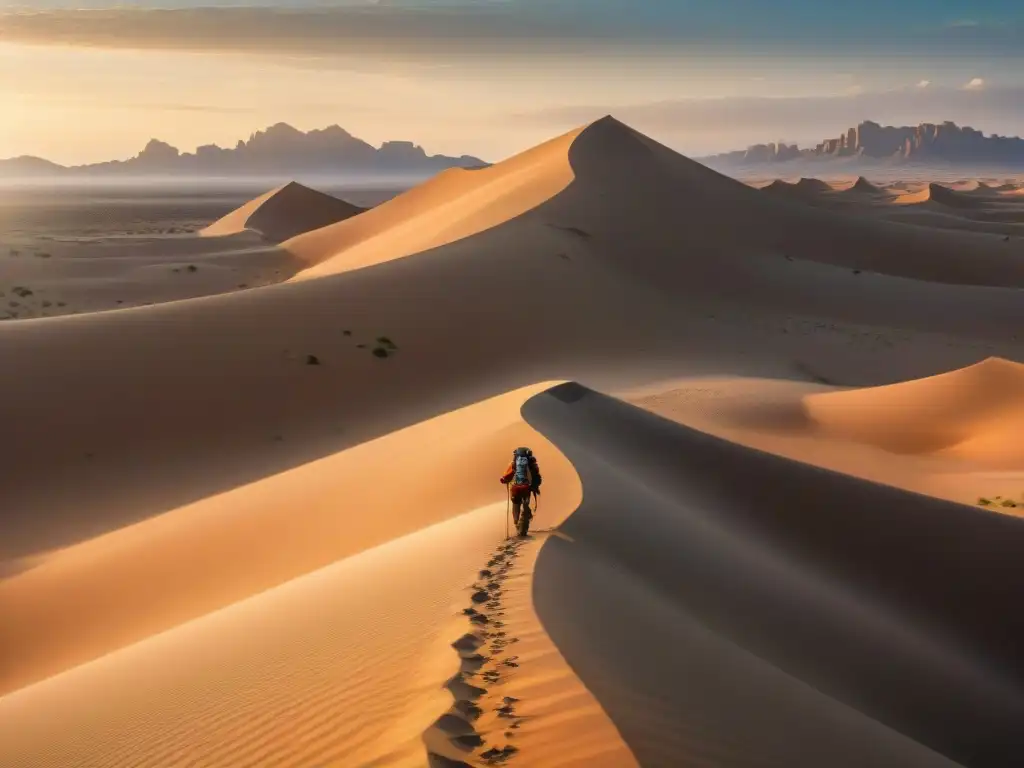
[805,357,1024,467]
[201,181,364,243]
[284,118,1024,288]
[836,175,888,196]
[759,177,831,199]
[0,507,528,767]
[0,383,580,696]
[892,183,983,208]
[282,127,582,276]
[628,372,1024,512]
[524,383,1024,767]
[4,114,1024,767]
[951,180,991,193]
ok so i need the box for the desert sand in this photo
[201,181,364,243]
[2,116,1024,767]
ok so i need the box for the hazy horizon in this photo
[3,1,1024,165]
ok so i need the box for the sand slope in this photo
[0,383,580,696]
[805,357,1024,467]
[282,127,582,276]
[0,507,517,768]
[627,373,1024,513]
[201,181,364,243]
[524,383,1024,767]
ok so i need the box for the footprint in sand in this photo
[481,745,518,763]
[452,634,483,653]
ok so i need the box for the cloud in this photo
[2,5,1023,58]
[0,7,621,57]
[512,84,1024,153]
[965,77,986,89]
[917,80,931,88]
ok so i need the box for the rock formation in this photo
[704,120,1024,167]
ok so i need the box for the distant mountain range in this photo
[702,121,1024,168]
[0,123,488,178]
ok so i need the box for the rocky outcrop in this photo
[742,142,803,163]
[704,120,1024,166]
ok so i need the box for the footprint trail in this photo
[424,537,534,766]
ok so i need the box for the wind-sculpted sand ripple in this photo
[0,509,504,768]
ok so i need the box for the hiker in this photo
[499,447,542,536]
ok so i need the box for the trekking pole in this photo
[505,485,510,539]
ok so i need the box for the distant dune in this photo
[201,181,364,243]
[760,177,831,200]
[837,176,888,196]
[891,183,959,207]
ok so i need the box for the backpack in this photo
[512,452,533,487]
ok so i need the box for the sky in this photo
[2,0,1024,164]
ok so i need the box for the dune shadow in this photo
[523,383,1024,768]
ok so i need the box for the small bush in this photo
[376,336,397,349]
[306,354,321,365]
[12,286,32,297]
[186,264,198,273]
[372,346,390,358]
[1001,499,1018,508]
[342,329,352,336]
[977,497,992,506]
